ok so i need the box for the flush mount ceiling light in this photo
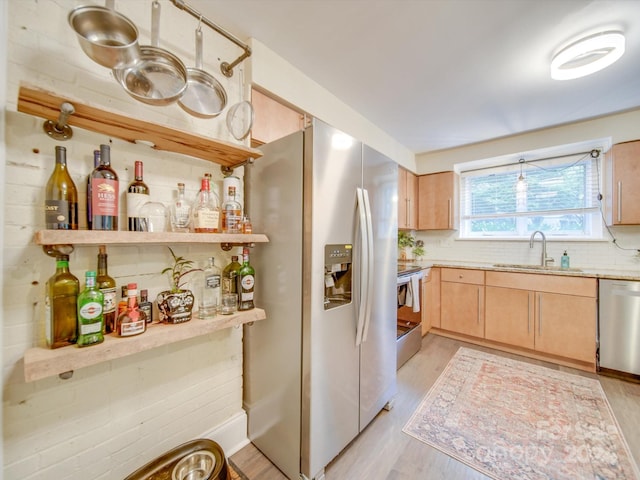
[550,31,625,80]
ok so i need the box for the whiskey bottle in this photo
[222,255,241,295]
[139,289,153,324]
[45,256,79,348]
[237,248,255,311]
[116,283,147,337]
[127,160,150,231]
[192,176,220,233]
[197,257,221,318]
[45,145,78,230]
[96,245,117,334]
[170,182,192,232]
[86,149,100,230]
[89,144,119,230]
[77,270,104,347]
[117,285,128,318]
[221,186,242,233]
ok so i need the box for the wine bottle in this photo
[127,160,150,231]
[77,270,104,347]
[116,283,147,337]
[96,245,117,334]
[45,146,78,230]
[45,255,79,348]
[89,144,119,230]
[192,176,220,233]
[86,149,100,230]
[236,248,255,311]
[221,185,242,233]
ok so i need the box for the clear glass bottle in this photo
[237,248,255,311]
[222,255,241,295]
[197,257,221,318]
[192,176,220,233]
[117,283,147,336]
[90,144,119,230]
[170,182,192,232]
[96,245,117,334]
[45,255,79,348]
[139,289,153,324]
[45,145,78,230]
[86,149,100,230]
[241,215,253,234]
[77,270,104,347]
[222,186,242,233]
[127,160,150,231]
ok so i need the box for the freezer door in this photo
[360,144,398,429]
[302,120,363,479]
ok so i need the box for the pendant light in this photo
[516,158,527,194]
[551,31,625,80]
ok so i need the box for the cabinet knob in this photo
[459,274,463,279]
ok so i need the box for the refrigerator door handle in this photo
[355,187,368,346]
[361,188,374,343]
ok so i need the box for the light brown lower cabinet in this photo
[440,268,485,338]
[422,267,440,334]
[485,286,534,349]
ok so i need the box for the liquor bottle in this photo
[116,283,147,337]
[89,144,119,230]
[77,270,104,347]
[192,176,220,233]
[45,255,79,348]
[86,149,100,230]
[197,257,221,318]
[127,160,150,231]
[236,248,255,311]
[96,245,117,334]
[117,285,128,317]
[170,182,192,232]
[222,186,242,233]
[45,146,78,230]
[241,216,252,234]
[139,289,153,324]
[222,255,241,295]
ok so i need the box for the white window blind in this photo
[459,150,603,239]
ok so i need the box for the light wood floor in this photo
[230,334,640,479]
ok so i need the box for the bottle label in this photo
[127,192,149,217]
[101,287,117,314]
[206,274,221,289]
[241,275,255,291]
[121,319,145,336]
[193,210,220,229]
[80,321,102,335]
[45,200,70,224]
[91,178,118,216]
[79,301,103,320]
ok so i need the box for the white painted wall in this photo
[413,109,640,272]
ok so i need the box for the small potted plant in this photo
[156,247,201,324]
[412,239,425,261]
[398,231,415,261]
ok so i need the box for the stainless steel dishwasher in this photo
[598,279,640,379]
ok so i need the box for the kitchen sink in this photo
[493,263,583,272]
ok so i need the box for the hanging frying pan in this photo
[112,1,187,106]
[178,27,227,118]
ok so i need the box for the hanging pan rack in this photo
[170,0,251,78]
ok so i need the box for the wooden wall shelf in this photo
[24,308,266,382]
[16,84,263,168]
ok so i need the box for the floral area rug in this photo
[403,347,640,480]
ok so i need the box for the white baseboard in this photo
[202,410,250,457]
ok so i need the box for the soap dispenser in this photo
[561,250,570,269]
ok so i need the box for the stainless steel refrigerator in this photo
[244,119,398,480]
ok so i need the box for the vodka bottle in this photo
[237,248,255,311]
[45,146,78,230]
[117,283,147,336]
[222,186,242,233]
[45,256,79,348]
[192,176,220,233]
[90,144,119,230]
[127,160,150,231]
[170,182,192,232]
[197,257,221,318]
[77,270,104,347]
[96,245,117,334]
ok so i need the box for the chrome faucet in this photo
[529,230,554,266]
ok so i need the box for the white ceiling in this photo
[190,0,640,154]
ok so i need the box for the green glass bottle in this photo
[96,245,117,334]
[222,255,241,295]
[236,248,255,311]
[45,256,79,348]
[77,270,104,347]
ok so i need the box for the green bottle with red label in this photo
[77,270,104,347]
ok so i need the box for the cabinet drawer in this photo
[486,271,596,297]
[441,268,485,285]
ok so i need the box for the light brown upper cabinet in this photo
[251,89,305,147]
[398,167,418,229]
[609,140,640,225]
[418,171,459,230]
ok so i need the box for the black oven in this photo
[397,267,424,369]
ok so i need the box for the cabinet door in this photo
[421,271,432,335]
[611,141,640,225]
[441,281,484,337]
[485,286,534,349]
[534,292,596,363]
[418,171,458,230]
[251,89,304,146]
[426,267,440,329]
[398,168,418,229]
